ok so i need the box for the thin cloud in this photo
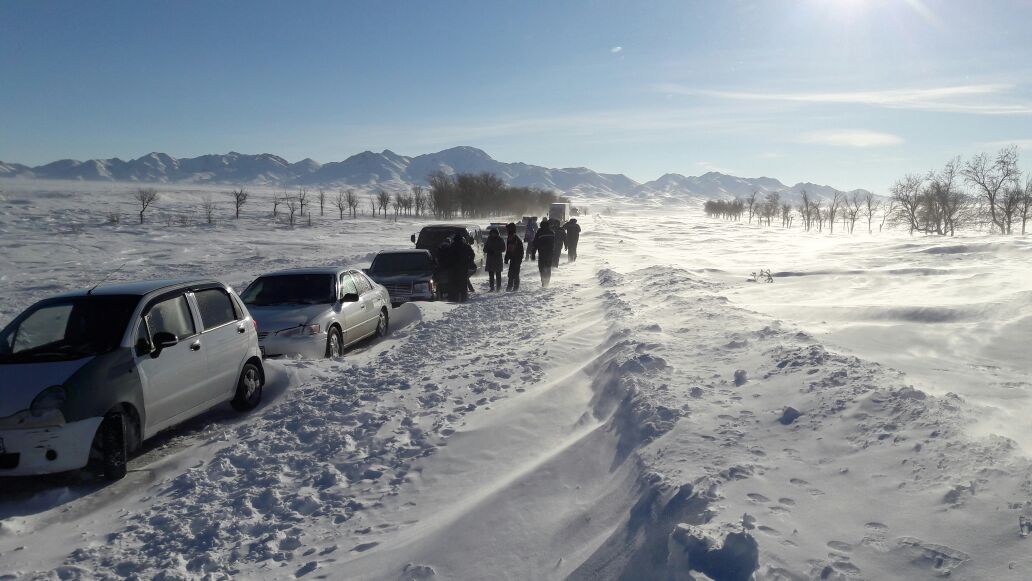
[799,130,904,148]
[657,83,1032,116]
[610,46,623,54]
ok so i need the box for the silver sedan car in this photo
[240,267,392,358]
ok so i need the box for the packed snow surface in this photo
[0,183,1030,580]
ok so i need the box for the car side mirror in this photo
[411,234,416,243]
[151,332,178,357]
[342,293,360,302]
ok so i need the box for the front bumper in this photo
[259,332,327,359]
[0,417,103,476]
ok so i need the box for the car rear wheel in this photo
[231,363,263,412]
[375,309,389,338]
[326,326,343,358]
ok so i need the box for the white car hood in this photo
[0,357,93,417]
[248,304,336,333]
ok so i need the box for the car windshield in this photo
[0,295,139,363]
[240,274,336,306]
[370,253,433,273]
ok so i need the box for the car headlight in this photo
[413,282,430,293]
[278,323,321,337]
[30,386,66,417]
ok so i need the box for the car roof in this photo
[375,249,432,256]
[55,278,215,298]
[256,267,347,277]
[421,224,478,230]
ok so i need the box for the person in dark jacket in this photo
[534,220,555,288]
[551,219,566,268]
[435,237,455,301]
[504,222,524,291]
[525,217,538,261]
[483,228,505,292]
[450,235,475,303]
[564,218,581,262]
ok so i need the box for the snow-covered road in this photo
[2,184,1032,579]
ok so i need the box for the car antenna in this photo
[86,261,129,295]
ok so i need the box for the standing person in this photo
[450,235,475,303]
[524,217,538,262]
[534,220,555,288]
[552,219,566,268]
[504,222,524,292]
[564,218,581,262]
[436,237,455,301]
[483,228,505,292]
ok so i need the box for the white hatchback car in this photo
[0,279,264,480]
[241,267,392,359]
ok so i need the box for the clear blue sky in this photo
[2,0,1030,191]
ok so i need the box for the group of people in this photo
[484,217,581,293]
[436,217,583,302]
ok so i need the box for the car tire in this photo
[375,309,389,338]
[94,412,128,481]
[325,326,343,358]
[231,362,263,412]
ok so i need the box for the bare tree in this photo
[827,191,844,234]
[286,197,299,227]
[812,200,824,232]
[368,195,377,216]
[412,185,427,217]
[781,202,793,228]
[201,196,217,225]
[297,188,309,216]
[746,191,759,223]
[318,188,326,216]
[391,196,402,220]
[863,193,881,234]
[926,158,969,236]
[133,188,158,224]
[798,190,812,231]
[891,174,924,234]
[273,195,282,217]
[880,200,897,232]
[334,190,347,219]
[345,189,359,218]
[846,193,863,233]
[962,146,1020,233]
[1020,175,1032,235]
[229,187,248,218]
[376,190,391,218]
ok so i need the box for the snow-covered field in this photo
[1,182,1031,580]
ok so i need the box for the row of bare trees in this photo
[889,147,1032,236]
[426,171,564,219]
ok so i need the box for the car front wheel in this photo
[89,412,128,481]
[231,363,263,412]
[326,326,343,358]
[375,309,389,338]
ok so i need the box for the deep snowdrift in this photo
[1,184,1030,580]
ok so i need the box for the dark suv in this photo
[366,250,438,305]
[410,224,484,271]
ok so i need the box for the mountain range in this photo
[0,146,872,203]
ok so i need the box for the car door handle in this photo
[236,324,246,334]
[190,341,202,351]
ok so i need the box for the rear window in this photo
[194,288,238,330]
[370,253,433,273]
[416,228,468,248]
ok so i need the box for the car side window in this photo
[145,294,196,339]
[352,273,372,294]
[194,288,238,330]
[340,274,358,298]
